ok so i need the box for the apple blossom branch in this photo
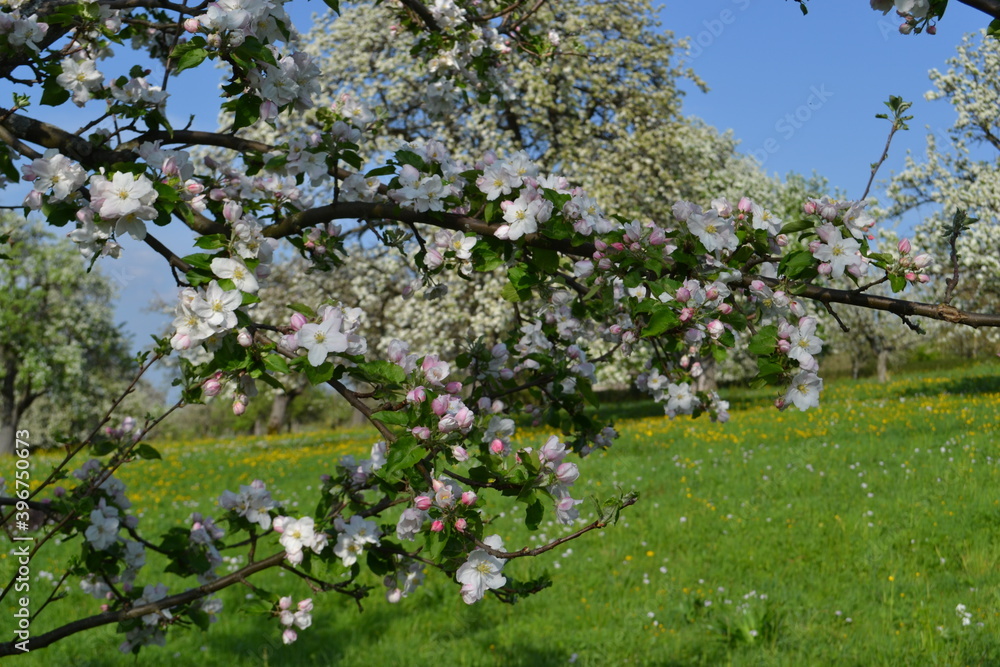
[474,491,639,560]
[0,551,285,657]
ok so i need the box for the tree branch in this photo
[747,275,1000,328]
[956,0,1000,20]
[0,551,287,656]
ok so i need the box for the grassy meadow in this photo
[4,363,1000,666]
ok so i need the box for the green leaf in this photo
[0,147,19,182]
[382,437,426,476]
[370,410,410,426]
[779,250,815,279]
[171,45,209,74]
[303,361,336,385]
[263,354,291,374]
[322,0,340,13]
[41,76,71,107]
[889,273,907,293]
[364,165,396,178]
[135,443,161,460]
[641,307,680,338]
[288,303,317,318]
[747,325,778,356]
[501,281,530,303]
[532,248,560,274]
[355,360,406,385]
[525,498,544,530]
[988,18,1000,41]
[779,218,814,235]
[233,96,261,131]
[194,234,228,250]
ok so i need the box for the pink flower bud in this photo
[414,495,432,511]
[555,462,580,484]
[203,377,222,397]
[899,21,913,35]
[777,339,791,354]
[918,274,930,283]
[297,598,313,612]
[718,303,733,315]
[898,237,911,254]
[209,188,227,201]
[411,426,430,440]
[774,397,786,410]
[817,262,832,276]
[236,329,253,347]
[431,395,449,416]
[279,596,293,610]
[452,446,469,461]
[679,307,694,322]
[610,242,625,252]
[171,332,192,350]
[776,234,789,247]
[679,355,690,369]
[905,271,916,282]
[454,518,467,532]
[100,604,109,612]
[705,286,720,301]
[53,486,65,497]
[847,264,864,278]
[490,439,505,455]
[282,629,297,645]
[912,254,931,269]
[927,24,937,35]
[430,520,445,533]
[289,312,307,331]
[649,228,667,246]
[803,200,817,215]
[594,238,607,251]
[738,196,753,213]
[706,319,724,339]
[597,258,612,271]
[789,300,805,317]
[809,240,822,254]
[461,491,477,506]
[386,588,403,604]
[445,381,462,394]
[184,17,199,32]
[232,395,248,416]
[407,386,427,403]
[675,287,691,303]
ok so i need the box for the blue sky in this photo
[3,1,993,388]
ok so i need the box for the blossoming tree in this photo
[1,0,1000,657]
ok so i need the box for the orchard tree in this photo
[2,0,1000,659]
[888,28,1000,354]
[0,219,134,456]
[248,0,811,405]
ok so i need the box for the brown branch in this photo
[745,275,1000,328]
[474,493,639,560]
[0,551,287,656]
[266,201,595,259]
[956,0,1000,20]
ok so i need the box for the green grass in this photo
[4,363,1000,665]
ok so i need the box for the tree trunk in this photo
[693,358,717,393]
[0,422,16,457]
[267,392,292,435]
[851,355,861,380]
[876,349,889,384]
